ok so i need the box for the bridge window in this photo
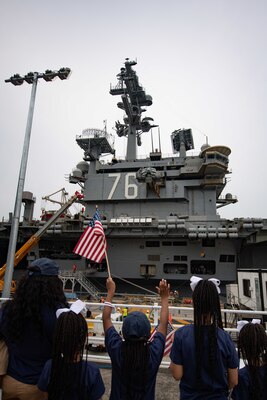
[148,254,160,261]
[140,264,156,277]
[163,263,187,274]
[190,260,216,275]
[173,241,187,246]
[219,254,235,262]
[174,255,187,261]
[146,241,160,247]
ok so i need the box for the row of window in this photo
[140,261,216,276]
[147,254,235,263]
[145,239,217,247]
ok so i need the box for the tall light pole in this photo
[2,68,71,299]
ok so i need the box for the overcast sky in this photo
[0,0,266,221]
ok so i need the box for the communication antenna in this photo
[158,127,162,153]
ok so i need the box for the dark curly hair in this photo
[3,272,68,341]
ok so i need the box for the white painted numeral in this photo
[108,173,120,199]
[108,172,138,199]
[125,173,138,199]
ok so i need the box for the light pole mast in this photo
[2,68,71,299]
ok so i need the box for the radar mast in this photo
[110,59,156,161]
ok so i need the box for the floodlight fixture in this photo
[43,69,57,82]
[24,72,35,84]
[8,74,24,86]
[5,67,71,87]
[3,66,71,299]
[57,67,71,80]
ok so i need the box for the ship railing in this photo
[81,301,267,368]
[0,298,266,368]
[77,129,115,144]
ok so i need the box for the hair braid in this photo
[48,312,89,400]
[238,323,267,400]
[121,339,150,400]
[192,280,223,388]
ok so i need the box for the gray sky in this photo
[1,0,266,221]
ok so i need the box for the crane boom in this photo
[0,191,83,281]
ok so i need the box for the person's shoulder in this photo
[150,331,165,346]
[106,325,119,336]
[174,324,193,336]
[105,325,122,345]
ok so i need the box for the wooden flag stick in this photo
[105,249,111,278]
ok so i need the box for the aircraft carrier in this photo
[1,59,267,295]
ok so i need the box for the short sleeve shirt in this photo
[170,324,238,400]
[38,359,105,400]
[105,326,165,400]
[0,304,62,384]
[232,365,267,400]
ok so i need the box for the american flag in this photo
[73,209,106,263]
[149,321,175,357]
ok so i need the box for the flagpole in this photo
[104,247,111,278]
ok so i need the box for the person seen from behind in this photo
[103,277,170,400]
[231,320,267,400]
[170,276,238,399]
[38,300,105,400]
[0,258,69,400]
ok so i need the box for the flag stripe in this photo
[73,209,106,263]
[149,321,175,357]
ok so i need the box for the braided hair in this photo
[238,323,267,400]
[3,273,68,341]
[121,338,150,400]
[192,279,223,388]
[48,311,89,400]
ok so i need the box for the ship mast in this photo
[110,59,155,161]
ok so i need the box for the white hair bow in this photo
[190,275,221,294]
[236,319,261,333]
[56,299,86,319]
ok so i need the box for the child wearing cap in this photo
[0,258,69,400]
[103,277,170,400]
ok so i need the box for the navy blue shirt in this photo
[170,324,238,400]
[0,304,61,384]
[232,365,267,400]
[105,326,165,400]
[38,359,105,400]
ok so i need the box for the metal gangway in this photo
[59,271,100,301]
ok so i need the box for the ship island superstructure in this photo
[67,59,266,288]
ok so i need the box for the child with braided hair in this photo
[103,277,170,400]
[37,300,105,400]
[170,276,238,399]
[231,321,267,400]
